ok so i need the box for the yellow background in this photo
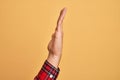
[0,0,120,80]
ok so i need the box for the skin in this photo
[47,8,67,68]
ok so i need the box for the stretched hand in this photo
[47,8,67,68]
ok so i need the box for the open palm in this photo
[48,8,67,56]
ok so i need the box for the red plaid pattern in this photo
[34,60,60,80]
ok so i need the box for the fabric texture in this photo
[34,60,60,80]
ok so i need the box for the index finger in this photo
[56,8,67,31]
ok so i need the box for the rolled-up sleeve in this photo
[34,60,60,80]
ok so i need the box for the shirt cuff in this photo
[44,60,60,77]
[34,60,60,80]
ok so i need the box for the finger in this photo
[56,7,67,31]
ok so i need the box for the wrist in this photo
[47,53,62,68]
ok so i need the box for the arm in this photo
[34,8,67,80]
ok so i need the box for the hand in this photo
[47,8,67,68]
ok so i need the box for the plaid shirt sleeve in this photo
[34,60,60,80]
